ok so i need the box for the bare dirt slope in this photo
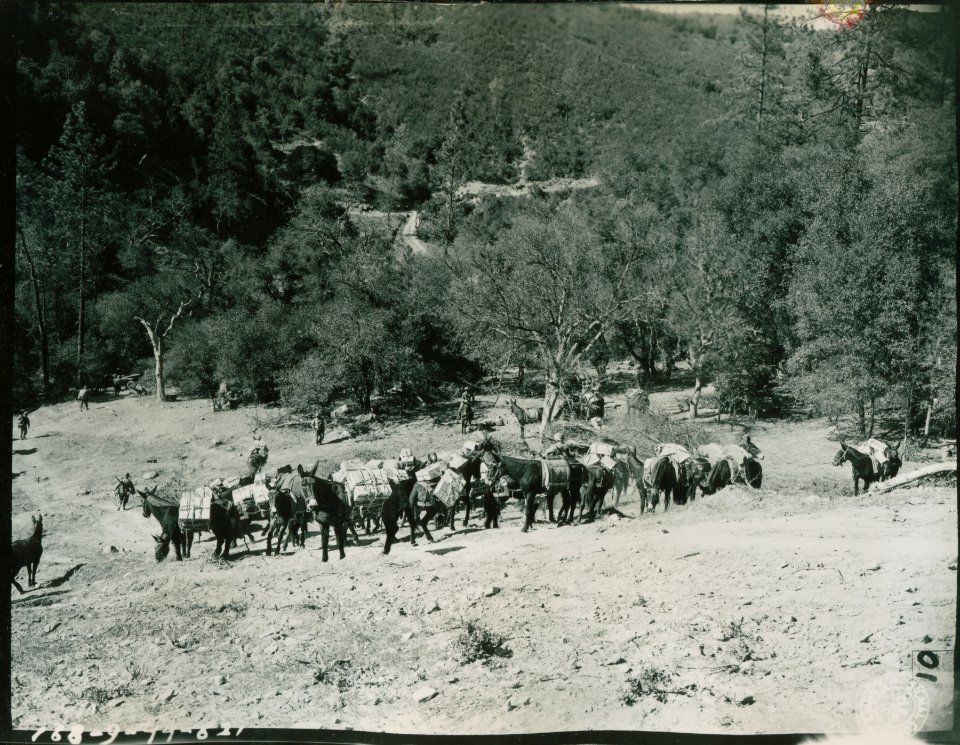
[10,389,957,735]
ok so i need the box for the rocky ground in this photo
[9,382,957,736]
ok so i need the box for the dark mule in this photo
[11,515,44,593]
[645,456,677,512]
[832,442,882,495]
[572,464,613,523]
[138,487,185,561]
[264,487,304,556]
[482,445,558,532]
[674,457,710,505]
[382,480,449,553]
[209,492,240,560]
[297,463,350,562]
[380,475,417,555]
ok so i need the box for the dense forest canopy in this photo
[14,2,957,439]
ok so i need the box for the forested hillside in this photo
[14,2,957,439]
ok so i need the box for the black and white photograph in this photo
[8,1,958,742]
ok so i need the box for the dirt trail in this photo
[9,388,956,735]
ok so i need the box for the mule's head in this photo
[153,534,170,562]
[137,489,153,517]
[832,443,849,467]
[742,435,764,460]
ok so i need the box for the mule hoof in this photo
[322,555,329,563]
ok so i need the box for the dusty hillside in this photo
[9,386,957,736]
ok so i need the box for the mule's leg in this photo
[546,491,557,523]
[383,507,398,555]
[321,523,330,563]
[463,493,471,527]
[419,506,437,543]
[408,505,419,547]
[521,492,536,532]
[336,521,346,560]
[12,576,25,594]
[173,528,183,561]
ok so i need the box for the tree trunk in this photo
[17,227,50,391]
[757,5,768,133]
[856,397,866,437]
[924,400,934,441]
[867,395,876,438]
[76,195,87,386]
[517,362,524,393]
[689,375,702,419]
[540,377,561,437]
[153,337,166,402]
[903,389,912,442]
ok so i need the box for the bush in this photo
[458,621,512,664]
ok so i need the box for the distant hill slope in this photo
[346,4,743,180]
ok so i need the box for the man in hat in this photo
[78,385,90,411]
[457,387,474,435]
[311,411,326,445]
[115,473,135,511]
[17,411,30,440]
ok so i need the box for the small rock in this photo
[447,676,459,684]
[413,686,438,703]
[661,529,669,534]
[111,699,124,707]
[109,546,119,554]
[922,635,933,644]
[44,622,60,635]
[739,695,756,706]
[142,471,159,480]
[211,439,223,448]
[402,632,414,641]
[427,602,441,613]
[484,586,501,598]
[215,675,226,686]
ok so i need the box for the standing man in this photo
[458,387,474,436]
[17,411,30,440]
[311,411,326,445]
[78,385,90,411]
[115,473,135,510]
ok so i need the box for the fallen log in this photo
[871,462,957,493]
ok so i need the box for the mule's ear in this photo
[310,461,319,476]
[297,464,305,477]
[839,441,846,448]
[153,535,162,543]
